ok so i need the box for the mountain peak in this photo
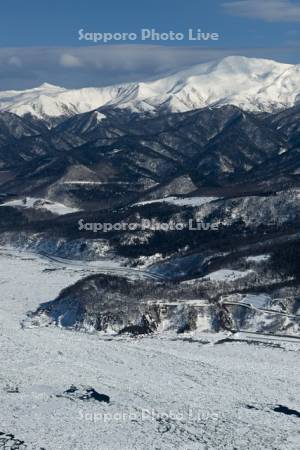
[0,56,299,122]
[37,82,62,90]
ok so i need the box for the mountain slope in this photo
[1,105,292,209]
[1,57,300,124]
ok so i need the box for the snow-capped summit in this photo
[0,56,300,124]
[139,56,300,113]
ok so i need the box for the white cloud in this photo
[223,0,300,22]
[60,53,82,67]
[0,45,298,90]
[8,56,22,67]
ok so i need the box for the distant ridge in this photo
[0,56,300,124]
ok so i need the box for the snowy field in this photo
[0,248,299,450]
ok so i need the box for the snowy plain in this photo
[0,248,299,450]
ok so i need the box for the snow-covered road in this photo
[0,249,299,449]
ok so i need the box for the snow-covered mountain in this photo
[1,56,300,124]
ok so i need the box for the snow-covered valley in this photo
[0,249,299,449]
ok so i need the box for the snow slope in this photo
[203,269,253,282]
[134,196,219,207]
[0,197,80,215]
[0,249,299,450]
[1,56,300,123]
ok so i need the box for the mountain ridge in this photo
[1,56,300,125]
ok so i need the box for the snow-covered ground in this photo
[203,269,253,282]
[0,197,79,215]
[134,196,218,207]
[0,247,162,281]
[241,293,271,308]
[63,181,132,185]
[0,249,299,450]
[246,254,270,263]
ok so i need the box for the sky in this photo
[0,0,300,89]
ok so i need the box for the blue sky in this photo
[1,0,300,48]
[0,0,299,88]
